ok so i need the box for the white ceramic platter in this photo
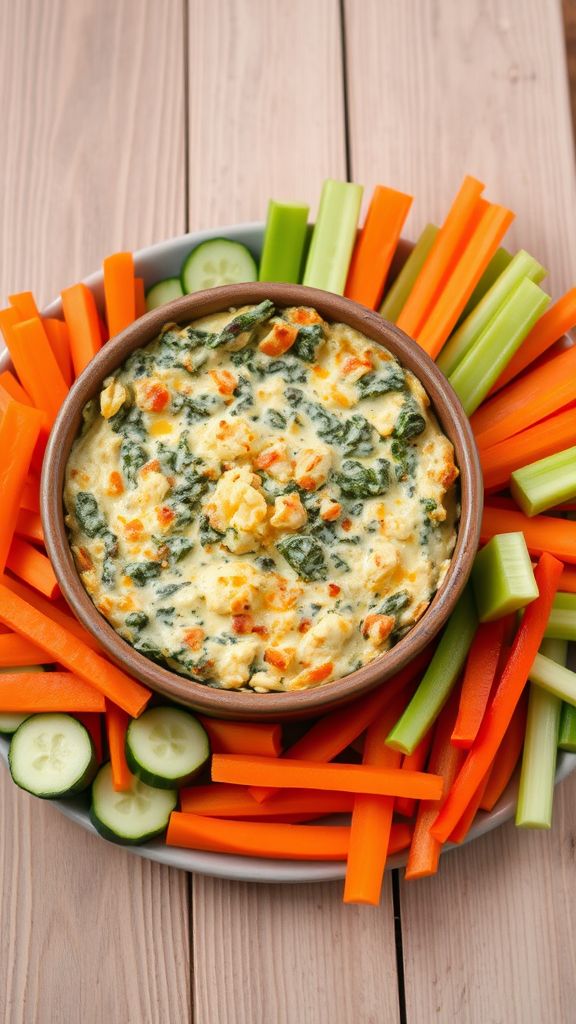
[0,222,574,882]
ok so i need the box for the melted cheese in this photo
[64,303,459,691]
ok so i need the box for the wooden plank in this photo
[187,0,346,228]
[344,0,576,294]
[345,1,576,1019]
[0,0,186,307]
[0,2,191,1020]
[193,877,400,1024]
[187,4,400,1020]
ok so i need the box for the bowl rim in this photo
[41,282,483,720]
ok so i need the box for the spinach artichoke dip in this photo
[64,301,459,692]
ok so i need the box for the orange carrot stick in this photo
[180,784,356,818]
[134,277,146,319]
[481,505,576,564]
[559,566,576,594]
[250,648,430,802]
[479,693,528,811]
[490,287,576,393]
[43,318,73,386]
[416,202,515,358]
[451,618,508,748]
[404,689,465,879]
[9,291,39,319]
[197,717,282,757]
[0,582,151,717]
[396,175,485,338]
[212,753,443,800]
[446,771,491,844]
[431,553,562,844]
[4,318,69,424]
[480,406,576,492]
[395,728,434,819]
[0,632,50,666]
[344,185,412,309]
[0,370,32,406]
[15,509,44,546]
[166,812,412,861]
[103,252,136,337]
[75,712,103,763]
[105,700,132,791]
[0,671,105,711]
[344,696,404,905]
[0,401,44,572]
[471,345,576,450]
[6,537,60,599]
[61,283,103,376]
[20,475,41,514]
[1,574,102,652]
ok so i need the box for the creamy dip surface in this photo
[64,301,459,692]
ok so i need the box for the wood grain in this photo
[344,1,576,1019]
[187,0,347,229]
[0,2,191,1021]
[187,4,400,1020]
[0,0,185,307]
[193,877,400,1024]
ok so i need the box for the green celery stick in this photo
[386,587,477,755]
[472,532,538,622]
[379,224,438,322]
[516,637,563,828]
[438,249,546,376]
[448,279,550,415]
[302,180,363,294]
[510,444,576,517]
[559,636,576,751]
[554,593,576,610]
[545,608,576,642]
[528,650,576,704]
[458,246,513,323]
[259,201,310,283]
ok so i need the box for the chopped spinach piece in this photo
[393,399,426,440]
[133,638,164,662]
[291,323,324,361]
[199,515,224,547]
[101,557,116,588]
[356,365,406,398]
[266,357,307,383]
[391,438,417,480]
[285,386,303,408]
[171,391,220,423]
[256,556,277,571]
[120,437,148,486]
[124,560,162,587]
[167,474,209,526]
[421,498,438,517]
[335,458,390,498]
[265,408,287,430]
[158,536,194,563]
[182,326,216,348]
[330,551,350,572]
[230,374,253,414]
[124,349,153,378]
[348,501,364,516]
[339,414,376,457]
[75,492,107,538]
[109,404,146,441]
[304,400,342,444]
[277,534,327,581]
[378,590,410,617]
[230,346,256,368]
[156,606,176,626]
[208,300,275,348]
[125,611,149,630]
[156,581,191,598]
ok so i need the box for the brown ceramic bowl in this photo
[41,283,483,720]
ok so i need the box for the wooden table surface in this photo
[1,1,576,1020]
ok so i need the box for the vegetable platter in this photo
[1,175,576,903]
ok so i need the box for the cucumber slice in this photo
[0,664,43,733]
[145,277,184,311]
[9,713,96,798]
[181,238,257,293]
[90,762,177,845]
[126,706,209,789]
